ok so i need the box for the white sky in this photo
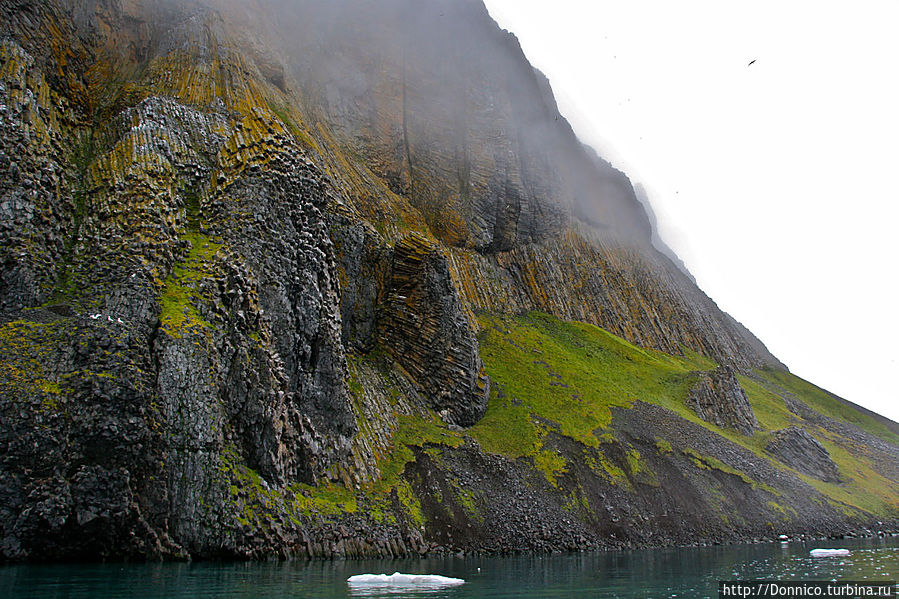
[483,0,899,423]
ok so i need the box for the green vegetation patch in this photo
[584,450,627,486]
[394,478,426,527]
[471,312,701,453]
[803,433,899,515]
[0,320,67,411]
[757,368,899,445]
[290,482,359,518]
[625,447,659,486]
[682,448,776,493]
[159,232,221,338]
[738,374,796,432]
[449,478,483,523]
[373,413,464,493]
[533,447,569,486]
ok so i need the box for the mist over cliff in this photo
[0,0,896,562]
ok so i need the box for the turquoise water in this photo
[2,538,896,598]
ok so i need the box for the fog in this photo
[195,0,659,251]
[483,0,899,423]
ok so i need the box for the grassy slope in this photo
[281,311,897,528]
[468,312,899,518]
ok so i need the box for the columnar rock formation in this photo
[687,366,759,435]
[378,233,489,427]
[0,0,896,562]
[766,427,842,483]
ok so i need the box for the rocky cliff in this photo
[0,0,897,561]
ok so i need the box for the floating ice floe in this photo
[347,572,465,587]
[810,549,850,557]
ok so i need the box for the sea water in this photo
[2,537,896,598]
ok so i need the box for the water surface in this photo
[2,537,896,598]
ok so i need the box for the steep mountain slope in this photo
[0,0,896,561]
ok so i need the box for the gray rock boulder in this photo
[687,365,759,435]
[766,427,842,483]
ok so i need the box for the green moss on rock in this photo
[159,232,221,338]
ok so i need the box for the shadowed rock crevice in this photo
[329,213,392,353]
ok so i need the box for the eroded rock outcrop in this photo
[1,0,895,563]
[378,233,489,426]
[0,37,76,315]
[0,2,357,559]
[229,0,784,372]
[687,365,759,435]
[447,232,783,370]
[766,427,842,483]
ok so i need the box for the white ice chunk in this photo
[347,572,465,587]
[810,549,850,557]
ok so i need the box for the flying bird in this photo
[748,59,756,66]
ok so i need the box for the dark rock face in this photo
[0,36,75,315]
[0,308,184,560]
[687,366,759,435]
[329,213,392,353]
[0,0,895,564]
[766,427,842,483]
[378,233,489,426]
[0,2,359,559]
